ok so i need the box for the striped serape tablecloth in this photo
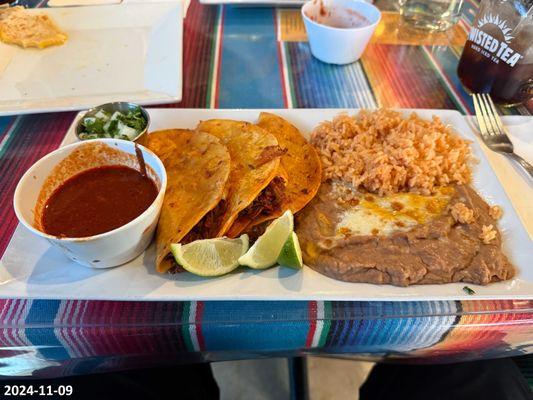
[0,0,531,377]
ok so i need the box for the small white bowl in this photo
[13,139,167,269]
[302,0,381,65]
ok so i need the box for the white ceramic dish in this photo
[302,0,381,64]
[0,3,183,116]
[13,139,167,269]
[1,108,532,300]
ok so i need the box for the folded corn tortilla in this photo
[196,119,283,237]
[227,113,322,236]
[143,129,231,273]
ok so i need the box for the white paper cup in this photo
[302,0,381,65]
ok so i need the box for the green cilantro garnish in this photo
[79,107,146,141]
[463,286,476,295]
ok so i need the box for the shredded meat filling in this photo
[237,177,286,222]
[181,200,227,244]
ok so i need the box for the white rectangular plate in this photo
[0,4,183,116]
[1,108,532,301]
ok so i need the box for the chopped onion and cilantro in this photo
[78,108,147,141]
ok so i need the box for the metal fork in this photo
[472,93,533,179]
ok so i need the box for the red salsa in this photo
[42,165,158,238]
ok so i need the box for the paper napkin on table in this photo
[504,117,533,164]
[475,116,533,239]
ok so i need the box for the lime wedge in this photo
[277,232,303,269]
[170,235,249,277]
[238,210,294,269]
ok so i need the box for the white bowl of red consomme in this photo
[13,139,167,268]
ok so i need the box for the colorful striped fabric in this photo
[0,299,531,376]
[0,0,531,376]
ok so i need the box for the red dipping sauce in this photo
[42,165,158,238]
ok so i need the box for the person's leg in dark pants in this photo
[360,358,532,400]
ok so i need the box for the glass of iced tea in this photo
[457,0,533,106]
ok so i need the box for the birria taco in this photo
[196,119,285,238]
[225,113,322,237]
[143,129,231,273]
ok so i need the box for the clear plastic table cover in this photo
[0,0,530,377]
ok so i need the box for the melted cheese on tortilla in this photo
[0,6,67,49]
[337,187,453,237]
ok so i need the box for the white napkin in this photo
[472,116,533,239]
